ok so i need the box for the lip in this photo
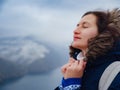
[73,36,81,41]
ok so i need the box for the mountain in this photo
[28,44,68,74]
[0,35,68,82]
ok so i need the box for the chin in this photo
[71,41,87,50]
[71,42,80,49]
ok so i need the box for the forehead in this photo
[79,14,97,24]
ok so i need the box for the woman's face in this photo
[72,14,98,51]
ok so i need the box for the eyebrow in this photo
[77,21,90,26]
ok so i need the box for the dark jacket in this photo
[55,42,120,90]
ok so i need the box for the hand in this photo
[61,58,87,79]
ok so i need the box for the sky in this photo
[0,0,119,45]
[0,0,120,88]
[0,0,120,65]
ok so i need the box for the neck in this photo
[82,48,88,56]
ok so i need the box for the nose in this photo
[73,27,81,34]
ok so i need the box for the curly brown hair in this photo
[69,8,120,62]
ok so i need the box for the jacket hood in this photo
[87,41,120,67]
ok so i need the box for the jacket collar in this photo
[86,41,120,67]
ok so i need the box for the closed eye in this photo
[76,22,90,28]
[83,25,88,28]
[82,22,89,28]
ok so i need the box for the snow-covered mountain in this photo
[0,36,69,83]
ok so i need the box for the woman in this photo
[55,8,120,90]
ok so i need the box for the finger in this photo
[83,61,87,69]
[78,60,87,70]
[61,63,71,73]
[69,58,75,63]
[70,60,79,69]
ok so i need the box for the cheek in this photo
[82,30,98,47]
[89,32,97,39]
[85,30,98,40]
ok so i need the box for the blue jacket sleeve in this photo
[54,78,81,90]
[62,78,81,87]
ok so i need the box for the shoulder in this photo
[108,72,120,90]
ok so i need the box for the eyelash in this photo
[83,25,88,28]
[77,23,88,28]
